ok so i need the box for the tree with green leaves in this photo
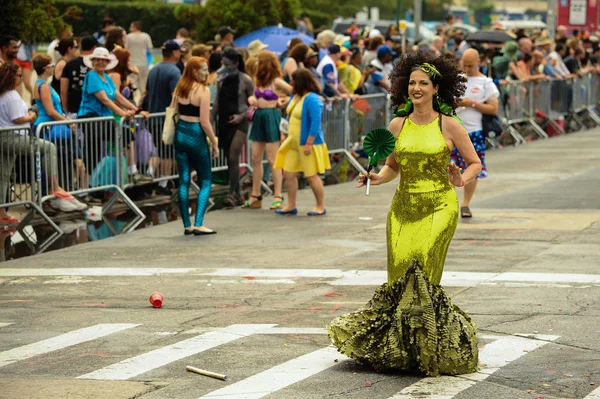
[176,0,300,42]
[1,0,81,44]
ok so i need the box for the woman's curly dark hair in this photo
[389,51,466,116]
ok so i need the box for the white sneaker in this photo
[50,193,88,212]
[72,198,89,211]
[50,198,80,212]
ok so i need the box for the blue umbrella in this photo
[234,25,313,55]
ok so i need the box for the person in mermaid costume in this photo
[327,52,482,376]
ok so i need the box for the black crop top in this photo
[179,102,200,117]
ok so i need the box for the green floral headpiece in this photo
[418,63,441,79]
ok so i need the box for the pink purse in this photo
[246,105,257,121]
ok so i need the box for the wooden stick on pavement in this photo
[186,365,228,381]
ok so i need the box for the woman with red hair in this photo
[171,56,219,235]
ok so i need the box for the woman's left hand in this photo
[448,163,464,187]
[303,144,312,156]
[140,111,150,119]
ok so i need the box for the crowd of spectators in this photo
[1,15,599,226]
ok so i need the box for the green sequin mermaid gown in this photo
[327,115,479,376]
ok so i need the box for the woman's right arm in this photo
[13,111,37,125]
[93,90,132,118]
[274,78,293,95]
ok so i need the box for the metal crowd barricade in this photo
[35,118,145,228]
[126,113,271,197]
[346,94,388,151]
[0,125,63,255]
[587,73,600,125]
[577,73,600,126]
[566,76,589,131]
[119,113,177,190]
[322,98,347,152]
[549,78,572,132]
[534,78,566,136]
[0,125,37,203]
[500,81,538,143]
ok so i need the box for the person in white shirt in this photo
[316,44,353,98]
[548,43,573,78]
[126,21,153,100]
[366,45,395,93]
[453,49,499,218]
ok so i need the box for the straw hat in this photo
[247,40,269,57]
[534,38,553,47]
[83,47,118,69]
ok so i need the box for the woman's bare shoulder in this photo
[388,116,407,138]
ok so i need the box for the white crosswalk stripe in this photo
[198,346,347,399]
[3,323,594,398]
[388,334,559,398]
[0,323,139,369]
[584,387,600,399]
[1,267,598,288]
[77,324,276,381]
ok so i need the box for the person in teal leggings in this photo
[171,56,219,235]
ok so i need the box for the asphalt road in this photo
[0,129,599,399]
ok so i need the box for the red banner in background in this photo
[557,0,598,32]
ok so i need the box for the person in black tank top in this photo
[51,39,79,99]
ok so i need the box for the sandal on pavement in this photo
[242,195,262,209]
[460,206,472,218]
[269,196,284,210]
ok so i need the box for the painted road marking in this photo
[0,268,196,277]
[0,268,598,287]
[198,346,346,399]
[388,334,559,398]
[77,324,276,381]
[0,324,139,369]
[261,327,328,335]
[584,386,600,398]
[0,323,13,328]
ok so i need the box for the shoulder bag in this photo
[162,95,179,145]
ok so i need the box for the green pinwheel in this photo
[363,128,395,195]
[364,128,395,166]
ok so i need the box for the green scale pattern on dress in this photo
[327,116,479,376]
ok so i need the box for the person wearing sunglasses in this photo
[51,38,79,96]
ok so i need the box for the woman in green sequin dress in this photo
[327,53,482,376]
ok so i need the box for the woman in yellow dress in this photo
[328,52,482,376]
[274,69,330,216]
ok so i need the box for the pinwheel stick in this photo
[365,154,376,196]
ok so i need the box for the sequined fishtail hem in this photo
[326,261,479,376]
